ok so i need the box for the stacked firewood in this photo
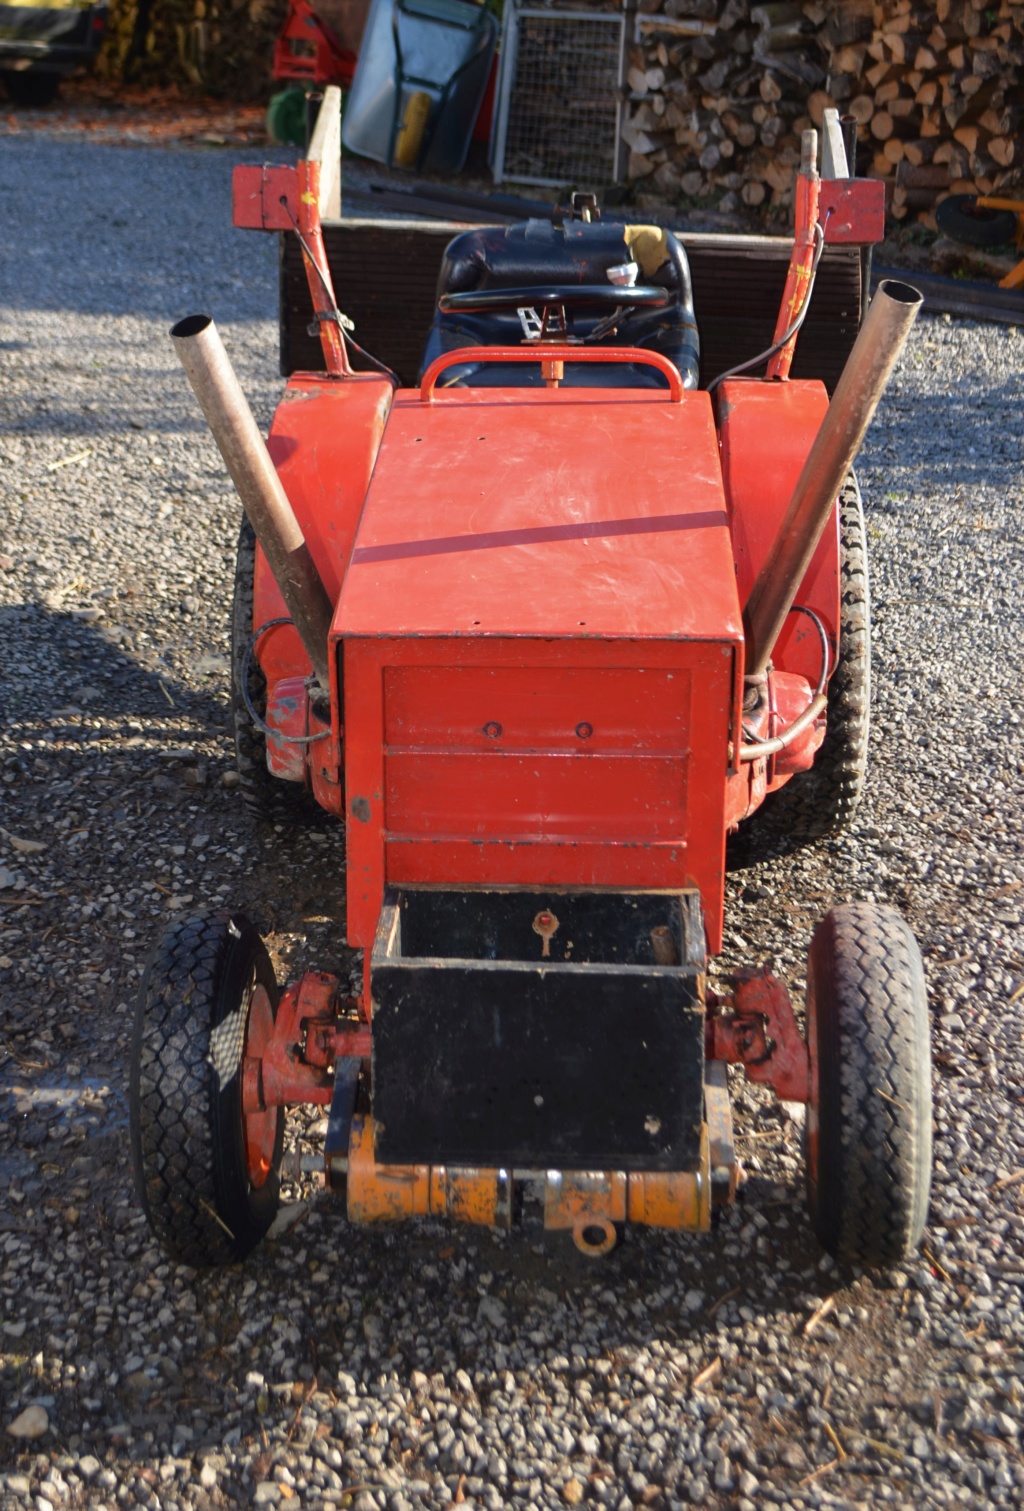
[623,0,1024,227]
[99,0,287,100]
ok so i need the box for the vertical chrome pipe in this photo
[744,279,923,680]
[170,315,334,691]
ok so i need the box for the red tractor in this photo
[130,97,931,1270]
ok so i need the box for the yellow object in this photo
[626,1129,711,1233]
[345,1116,710,1248]
[624,225,671,278]
[346,1117,510,1226]
[395,90,431,168]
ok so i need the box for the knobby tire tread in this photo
[130,913,281,1267]
[728,475,870,867]
[808,902,932,1267]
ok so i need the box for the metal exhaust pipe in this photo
[744,279,923,681]
[170,314,334,691]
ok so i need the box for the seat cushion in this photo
[420,219,700,390]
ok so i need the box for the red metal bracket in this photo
[706,972,810,1103]
[819,178,886,244]
[233,165,300,231]
[242,971,370,1113]
[233,160,349,375]
[766,145,820,382]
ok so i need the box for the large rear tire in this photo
[130,912,284,1266]
[806,902,932,1267]
[728,474,870,867]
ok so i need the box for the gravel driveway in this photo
[1,137,1023,1511]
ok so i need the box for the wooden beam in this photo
[821,108,851,179]
[308,86,342,221]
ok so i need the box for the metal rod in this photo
[765,129,820,383]
[744,279,923,680]
[738,691,827,762]
[170,314,334,689]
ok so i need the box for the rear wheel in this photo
[806,902,932,1267]
[130,912,284,1266]
[231,515,321,825]
[728,473,870,867]
[2,70,61,107]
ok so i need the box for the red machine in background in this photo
[267,0,362,144]
[130,93,931,1274]
[272,0,359,90]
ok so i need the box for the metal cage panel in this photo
[491,3,625,188]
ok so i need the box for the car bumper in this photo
[0,2,107,71]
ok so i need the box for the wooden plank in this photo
[307,85,342,221]
[821,106,851,179]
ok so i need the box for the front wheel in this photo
[130,912,284,1266]
[806,902,932,1267]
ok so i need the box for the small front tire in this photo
[806,902,932,1268]
[130,912,284,1266]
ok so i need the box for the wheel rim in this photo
[243,982,279,1188]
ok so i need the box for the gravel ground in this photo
[2,137,1024,1511]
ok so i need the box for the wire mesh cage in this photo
[491,2,626,188]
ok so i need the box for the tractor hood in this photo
[335,386,743,644]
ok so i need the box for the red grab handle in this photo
[419,345,685,402]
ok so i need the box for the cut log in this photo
[615,0,1024,232]
[953,123,980,153]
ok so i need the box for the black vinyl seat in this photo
[420,219,700,391]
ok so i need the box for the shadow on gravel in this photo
[0,601,227,734]
[0,317,272,440]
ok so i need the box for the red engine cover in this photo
[333,386,744,957]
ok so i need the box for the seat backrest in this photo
[420,218,700,390]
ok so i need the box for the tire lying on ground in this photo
[805,901,932,1268]
[935,193,1018,249]
[130,912,284,1266]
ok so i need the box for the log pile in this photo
[623,1,1024,228]
[99,0,287,101]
